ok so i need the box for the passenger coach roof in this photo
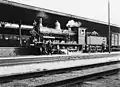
[0,0,119,28]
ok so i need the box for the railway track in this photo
[0,60,119,87]
[55,69,120,87]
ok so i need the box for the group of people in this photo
[40,40,53,55]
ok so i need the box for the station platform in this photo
[0,51,120,60]
[0,52,120,77]
[0,51,120,67]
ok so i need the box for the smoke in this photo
[66,20,82,27]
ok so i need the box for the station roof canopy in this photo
[0,0,119,27]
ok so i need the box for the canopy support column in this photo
[38,17,42,42]
[19,20,22,46]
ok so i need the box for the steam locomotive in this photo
[0,21,109,55]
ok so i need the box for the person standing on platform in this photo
[102,42,105,52]
[46,41,53,55]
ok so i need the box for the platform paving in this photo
[0,51,120,60]
[0,53,119,77]
[0,51,120,67]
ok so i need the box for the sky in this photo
[9,0,120,26]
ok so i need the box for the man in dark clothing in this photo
[46,41,53,55]
[102,43,105,52]
[41,41,47,54]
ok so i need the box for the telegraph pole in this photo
[108,0,111,53]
